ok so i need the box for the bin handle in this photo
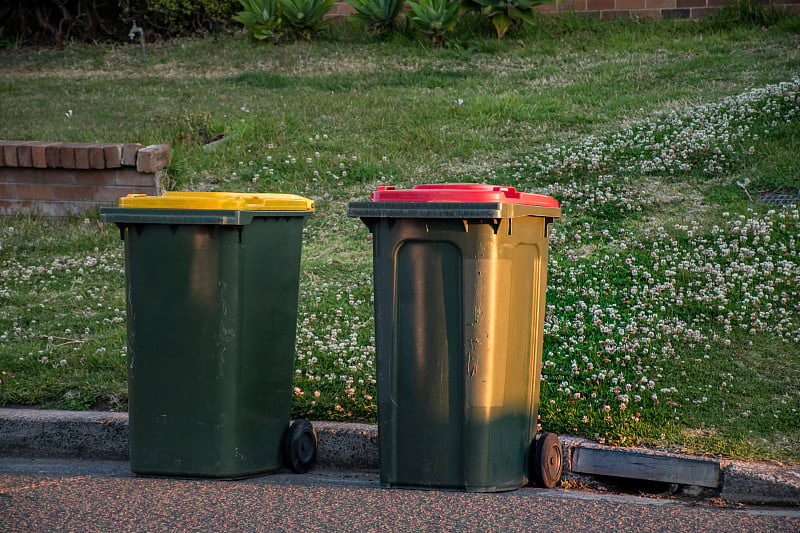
[492,186,521,199]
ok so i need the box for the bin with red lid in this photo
[349,183,562,492]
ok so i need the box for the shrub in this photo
[461,0,550,39]
[233,0,282,41]
[142,0,240,34]
[0,1,126,44]
[279,0,337,40]
[407,0,460,46]
[346,0,406,35]
[0,0,241,45]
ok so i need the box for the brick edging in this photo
[0,141,170,174]
[0,141,171,217]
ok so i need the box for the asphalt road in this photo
[2,459,799,532]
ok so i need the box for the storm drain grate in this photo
[759,191,800,206]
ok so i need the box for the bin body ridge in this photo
[369,214,553,492]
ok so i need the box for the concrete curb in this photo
[1,408,798,506]
[0,408,128,461]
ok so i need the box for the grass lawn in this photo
[1,13,799,463]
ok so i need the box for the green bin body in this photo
[101,192,313,478]
[349,184,560,492]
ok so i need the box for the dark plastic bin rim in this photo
[100,207,312,226]
[347,201,561,220]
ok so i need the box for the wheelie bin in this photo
[348,183,562,492]
[101,191,317,478]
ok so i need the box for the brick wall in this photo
[327,0,800,19]
[0,141,171,217]
[534,0,800,20]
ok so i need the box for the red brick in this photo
[89,146,106,169]
[58,142,104,170]
[20,200,71,216]
[136,144,172,173]
[335,3,357,14]
[132,186,157,196]
[0,199,37,215]
[631,7,662,16]
[0,141,29,167]
[41,170,76,185]
[691,6,718,17]
[61,201,99,215]
[16,184,55,200]
[3,145,19,167]
[76,170,115,185]
[0,198,95,217]
[646,0,676,8]
[35,201,67,216]
[32,142,60,168]
[0,199,20,215]
[662,6,690,16]
[0,183,14,199]
[55,185,96,201]
[45,145,62,168]
[16,145,33,167]
[677,0,706,7]
[588,0,615,9]
[103,144,123,168]
[121,144,142,166]
[558,0,587,10]
[602,8,633,17]
[0,168,40,184]
[96,186,140,203]
[74,147,90,170]
[115,169,157,187]
[59,145,76,169]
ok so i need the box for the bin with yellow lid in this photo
[101,192,316,478]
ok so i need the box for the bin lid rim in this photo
[117,192,315,211]
[368,184,558,208]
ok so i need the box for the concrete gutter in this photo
[1,408,797,507]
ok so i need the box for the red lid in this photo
[369,183,559,208]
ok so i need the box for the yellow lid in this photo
[118,191,314,211]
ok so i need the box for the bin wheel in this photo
[285,419,317,474]
[532,432,562,488]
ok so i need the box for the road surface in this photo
[1,458,798,532]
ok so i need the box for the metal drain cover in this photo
[759,191,800,205]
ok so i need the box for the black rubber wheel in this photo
[532,432,562,488]
[284,419,317,474]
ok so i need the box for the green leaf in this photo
[509,6,538,25]
[492,11,511,39]
[278,0,336,37]
[235,0,281,41]
[408,0,459,43]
